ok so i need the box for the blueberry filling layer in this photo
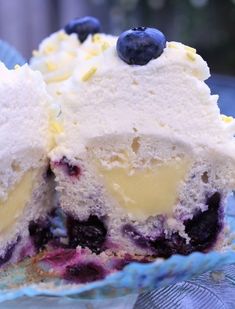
[67,215,107,253]
[123,192,222,258]
[29,219,53,251]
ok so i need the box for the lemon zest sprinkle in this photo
[81,67,97,81]
[85,49,101,60]
[47,72,71,83]
[44,43,57,55]
[50,121,64,134]
[184,45,196,54]
[186,51,196,61]
[91,49,100,56]
[57,31,68,41]
[167,42,178,49]
[92,33,102,43]
[14,64,20,70]
[46,61,57,72]
[85,54,94,60]
[221,115,234,123]
[101,41,110,51]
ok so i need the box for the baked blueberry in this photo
[64,16,101,43]
[122,224,150,249]
[29,219,53,251]
[0,239,19,266]
[123,192,222,257]
[67,215,107,253]
[116,27,166,65]
[151,233,192,258]
[184,192,222,251]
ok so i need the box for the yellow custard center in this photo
[0,170,37,234]
[99,159,189,219]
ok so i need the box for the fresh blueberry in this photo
[116,27,166,65]
[64,16,101,43]
[67,215,107,253]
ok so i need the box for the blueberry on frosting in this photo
[116,27,166,65]
[64,16,101,43]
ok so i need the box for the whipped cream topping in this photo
[50,41,235,172]
[30,30,117,87]
[0,63,51,201]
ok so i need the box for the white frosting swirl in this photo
[30,30,117,87]
[0,63,51,200]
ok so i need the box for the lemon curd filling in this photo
[0,170,37,234]
[98,159,190,219]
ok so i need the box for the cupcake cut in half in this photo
[0,62,55,266]
[46,25,235,261]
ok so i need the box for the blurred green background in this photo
[0,0,234,75]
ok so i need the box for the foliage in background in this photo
[85,0,235,75]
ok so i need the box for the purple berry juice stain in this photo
[41,248,77,267]
[64,262,105,283]
[55,157,81,178]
